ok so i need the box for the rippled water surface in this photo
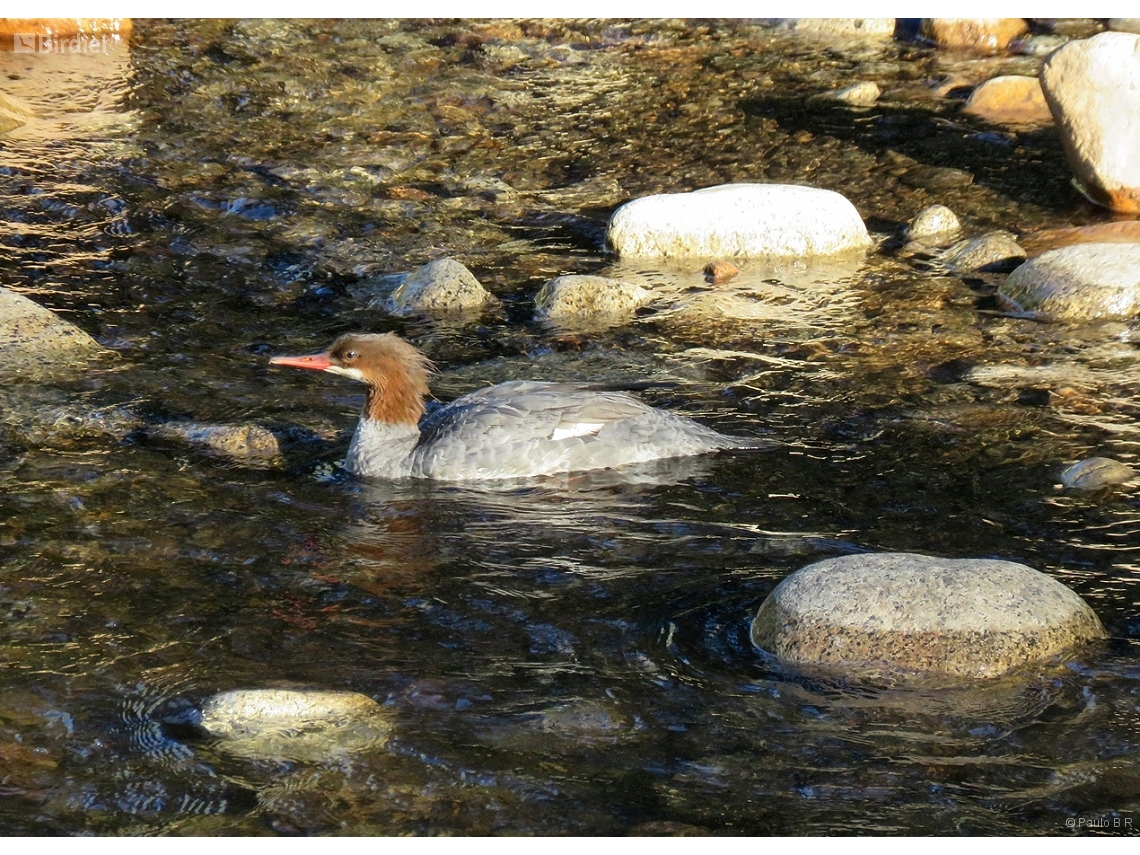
[2,18,1140,836]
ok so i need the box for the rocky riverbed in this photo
[2,17,1140,836]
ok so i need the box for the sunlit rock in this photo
[0,286,106,381]
[388,258,493,316]
[813,81,881,107]
[149,422,282,460]
[1108,19,1140,34]
[606,184,871,260]
[1059,457,1136,491]
[772,19,897,41]
[920,18,1028,53]
[906,205,960,240]
[703,259,740,283]
[751,553,1106,680]
[534,274,652,328]
[197,688,391,763]
[1041,32,1140,213]
[963,75,1053,126]
[999,243,1140,320]
[0,18,131,41]
[1021,222,1140,257]
[941,232,1026,273]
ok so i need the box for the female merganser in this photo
[270,333,744,481]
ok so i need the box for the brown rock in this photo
[703,260,740,283]
[1021,221,1140,257]
[921,18,1028,53]
[963,75,1053,125]
[0,18,131,44]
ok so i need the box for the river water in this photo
[1,18,1139,836]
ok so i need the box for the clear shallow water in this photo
[2,18,1140,836]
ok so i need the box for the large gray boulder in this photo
[999,243,1140,320]
[1040,32,1140,213]
[751,553,1106,679]
[0,285,106,380]
[606,184,871,260]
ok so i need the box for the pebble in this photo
[703,259,740,283]
[751,553,1106,680]
[388,257,494,316]
[920,18,1029,54]
[1059,457,1136,491]
[941,231,1027,273]
[906,205,960,240]
[533,274,652,326]
[197,688,391,762]
[0,286,107,381]
[815,81,881,107]
[963,75,1054,126]
[1040,32,1140,213]
[999,243,1140,320]
[606,183,871,260]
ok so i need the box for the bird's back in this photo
[408,381,738,480]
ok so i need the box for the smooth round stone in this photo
[999,243,1140,320]
[534,274,652,325]
[963,75,1053,126]
[1041,32,1140,213]
[0,286,106,381]
[1059,457,1136,491]
[606,184,871,260]
[389,258,493,316]
[197,689,391,762]
[818,81,881,107]
[906,204,960,240]
[941,232,1026,273]
[920,18,1028,53]
[751,553,1106,679]
[772,18,897,41]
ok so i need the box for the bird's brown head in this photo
[270,333,433,426]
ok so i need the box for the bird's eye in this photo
[344,350,358,361]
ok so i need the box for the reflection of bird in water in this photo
[270,333,747,481]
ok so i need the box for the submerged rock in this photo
[963,75,1053,125]
[1059,457,1136,491]
[0,286,106,381]
[999,243,1140,320]
[534,274,652,327]
[606,184,871,260]
[388,258,493,316]
[751,553,1106,680]
[197,688,391,762]
[149,421,282,460]
[941,232,1026,273]
[906,205,960,240]
[920,18,1028,53]
[814,81,881,107]
[1041,32,1140,213]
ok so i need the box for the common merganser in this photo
[270,333,744,481]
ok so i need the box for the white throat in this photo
[344,417,421,479]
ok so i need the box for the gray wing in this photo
[411,381,732,480]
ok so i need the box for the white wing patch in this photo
[551,422,605,441]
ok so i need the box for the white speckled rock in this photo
[606,184,871,260]
[751,553,1106,679]
[198,688,391,762]
[773,19,897,41]
[389,258,493,316]
[0,285,106,380]
[150,422,281,460]
[906,205,961,239]
[1040,32,1140,213]
[999,243,1140,320]
[534,275,652,326]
